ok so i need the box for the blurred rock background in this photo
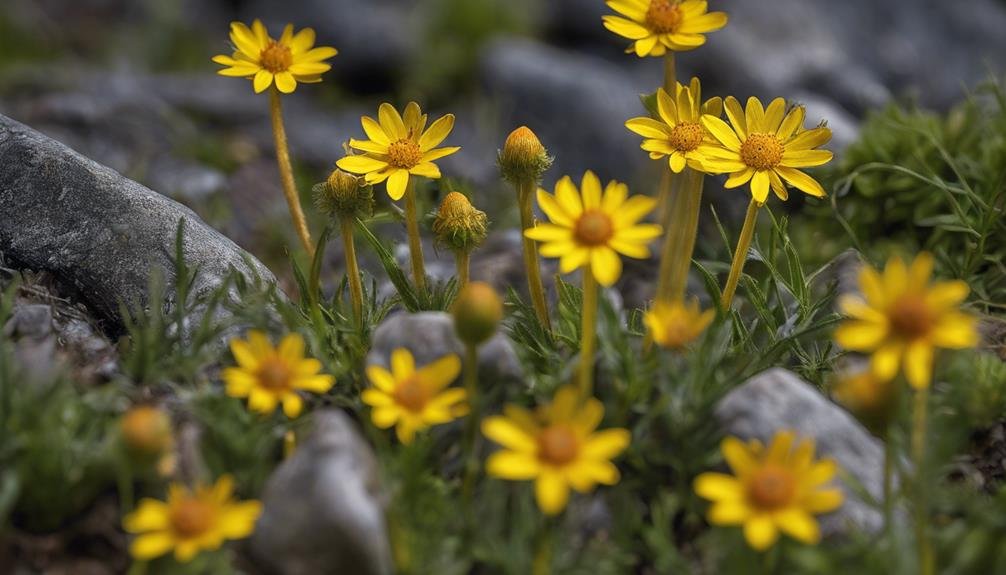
[1,0,1004,283]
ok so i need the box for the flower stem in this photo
[721,199,760,310]
[461,343,480,505]
[912,386,934,575]
[579,266,599,397]
[340,216,364,327]
[457,250,470,290]
[268,87,314,257]
[663,52,676,93]
[532,519,553,575]
[403,179,427,294]
[656,167,704,303]
[883,425,894,535]
[518,179,552,330]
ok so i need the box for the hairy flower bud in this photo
[453,282,504,346]
[499,126,553,184]
[313,168,374,220]
[432,192,488,253]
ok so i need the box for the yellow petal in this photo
[925,280,969,309]
[361,116,390,145]
[535,471,570,515]
[555,176,583,218]
[289,27,316,54]
[409,162,441,179]
[590,247,622,287]
[536,188,574,228]
[777,106,806,141]
[903,340,933,390]
[130,532,176,561]
[626,117,670,139]
[611,195,656,227]
[744,514,779,551]
[372,405,401,429]
[804,488,844,513]
[366,366,396,392]
[834,320,888,351]
[762,98,787,133]
[229,338,259,370]
[282,393,303,418]
[418,354,462,391]
[871,342,903,382]
[775,167,827,198]
[780,149,833,168]
[486,451,542,480]
[581,171,603,210]
[787,127,832,150]
[421,146,461,163]
[931,313,978,349]
[751,171,770,204]
[419,114,455,152]
[702,115,742,151]
[708,500,751,524]
[361,388,393,407]
[694,472,744,501]
[391,348,415,380]
[378,103,407,140]
[253,69,273,94]
[386,170,410,200]
[482,416,537,452]
[218,501,262,538]
[602,15,651,40]
[774,508,821,544]
[336,155,389,174]
[721,436,757,477]
[230,21,263,57]
[581,428,631,459]
[124,500,171,532]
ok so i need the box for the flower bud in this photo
[313,168,374,220]
[432,192,488,253]
[498,126,553,184]
[120,405,174,458]
[452,282,503,346]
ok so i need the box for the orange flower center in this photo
[747,465,796,510]
[668,121,704,152]
[741,133,785,170]
[645,0,683,34]
[387,138,423,169]
[257,359,292,391]
[537,425,579,466]
[170,498,215,538]
[393,376,429,413]
[574,210,614,247]
[260,41,293,73]
[889,295,933,340]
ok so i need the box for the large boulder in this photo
[714,368,886,537]
[0,114,277,333]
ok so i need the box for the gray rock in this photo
[248,410,392,575]
[3,304,54,339]
[367,311,523,386]
[714,368,885,537]
[0,114,278,333]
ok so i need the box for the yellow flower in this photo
[336,102,460,200]
[694,431,843,551]
[363,348,468,444]
[626,78,723,173]
[603,0,728,57]
[223,331,335,418]
[524,171,662,287]
[645,298,715,350]
[124,475,262,563]
[835,253,978,389]
[699,97,833,204]
[482,385,631,515]
[212,20,337,94]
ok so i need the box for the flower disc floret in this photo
[740,133,784,170]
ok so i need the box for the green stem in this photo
[403,179,427,294]
[532,519,553,575]
[663,52,676,93]
[883,424,894,535]
[340,217,364,327]
[656,167,704,303]
[579,266,599,397]
[913,387,934,575]
[457,250,470,290]
[461,344,480,505]
[268,87,314,256]
[721,199,760,310]
[518,179,552,330]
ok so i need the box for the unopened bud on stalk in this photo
[499,126,553,184]
[120,405,174,458]
[313,168,374,220]
[432,192,488,253]
[452,281,503,346]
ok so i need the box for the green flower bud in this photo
[432,192,488,253]
[452,282,503,346]
[313,168,374,221]
[498,126,553,184]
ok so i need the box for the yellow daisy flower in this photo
[123,475,262,563]
[336,102,460,200]
[363,348,468,444]
[212,20,337,94]
[699,97,834,204]
[645,298,715,350]
[482,385,631,515]
[834,253,978,389]
[524,171,662,287]
[626,77,723,173]
[831,367,898,433]
[694,431,843,551]
[222,331,335,418]
[603,0,728,57]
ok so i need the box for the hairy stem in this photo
[518,179,552,330]
[456,250,470,290]
[268,88,314,256]
[721,199,760,310]
[340,217,364,327]
[579,266,599,397]
[912,387,934,575]
[403,179,427,294]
